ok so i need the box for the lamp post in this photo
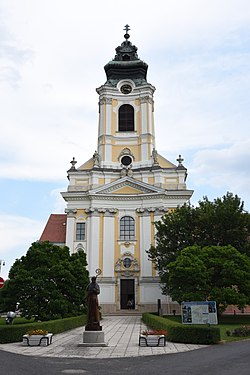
[0,260,5,274]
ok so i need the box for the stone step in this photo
[103,311,142,316]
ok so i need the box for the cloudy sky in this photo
[0,0,250,279]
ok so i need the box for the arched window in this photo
[118,104,134,132]
[120,216,135,240]
[76,222,86,241]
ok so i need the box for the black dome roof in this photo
[104,31,148,86]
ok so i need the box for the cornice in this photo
[62,191,193,202]
[69,165,177,175]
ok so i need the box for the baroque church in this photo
[40,26,193,314]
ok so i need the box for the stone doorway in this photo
[120,279,135,309]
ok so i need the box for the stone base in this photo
[79,330,107,347]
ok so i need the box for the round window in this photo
[123,258,132,268]
[121,155,132,166]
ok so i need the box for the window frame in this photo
[120,216,135,241]
[76,222,86,241]
[118,104,134,132]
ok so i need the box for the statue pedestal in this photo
[79,330,107,347]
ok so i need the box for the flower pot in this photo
[139,334,166,347]
[22,333,53,346]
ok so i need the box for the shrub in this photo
[0,314,86,344]
[226,326,250,337]
[167,325,221,344]
[142,313,221,345]
[142,313,179,331]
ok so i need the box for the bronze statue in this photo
[85,276,102,331]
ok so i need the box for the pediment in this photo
[90,177,165,195]
[112,186,144,195]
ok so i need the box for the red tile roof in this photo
[40,214,67,243]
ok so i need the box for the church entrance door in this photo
[120,279,135,309]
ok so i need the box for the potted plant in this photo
[23,329,53,346]
[139,330,167,347]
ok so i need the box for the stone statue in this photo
[152,148,158,164]
[85,276,102,331]
[93,150,100,167]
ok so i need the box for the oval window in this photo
[123,258,132,268]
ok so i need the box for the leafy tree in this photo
[148,192,250,290]
[167,245,250,313]
[0,241,89,321]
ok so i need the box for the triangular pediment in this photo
[90,177,165,195]
[112,186,144,195]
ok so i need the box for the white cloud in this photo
[0,215,43,252]
[188,140,250,208]
[50,187,67,213]
[0,215,45,278]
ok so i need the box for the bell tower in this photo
[96,25,156,173]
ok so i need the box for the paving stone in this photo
[0,315,207,358]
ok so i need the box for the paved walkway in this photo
[0,315,206,358]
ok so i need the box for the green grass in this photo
[165,315,250,343]
[0,317,35,326]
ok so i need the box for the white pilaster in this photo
[87,214,100,276]
[65,214,75,254]
[139,215,152,277]
[103,215,115,277]
[105,100,112,135]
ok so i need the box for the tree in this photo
[0,241,89,321]
[148,192,250,290]
[167,245,250,313]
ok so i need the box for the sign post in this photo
[181,301,218,325]
[0,277,5,289]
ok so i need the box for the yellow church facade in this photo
[60,28,193,313]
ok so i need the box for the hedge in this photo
[142,313,180,331]
[167,325,221,344]
[142,313,221,345]
[0,314,86,344]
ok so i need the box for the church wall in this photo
[65,214,75,252]
[102,214,115,277]
[87,214,100,276]
[140,283,164,303]
[105,101,112,135]
[139,214,153,277]
[99,284,116,305]
[111,108,117,135]
[99,100,105,136]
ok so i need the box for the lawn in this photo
[165,315,250,343]
[0,317,34,325]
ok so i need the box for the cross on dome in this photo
[123,24,130,40]
[124,24,130,33]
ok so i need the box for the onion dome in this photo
[104,25,148,86]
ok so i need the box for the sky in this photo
[0,0,250,279]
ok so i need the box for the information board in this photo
[181,301,218,325]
